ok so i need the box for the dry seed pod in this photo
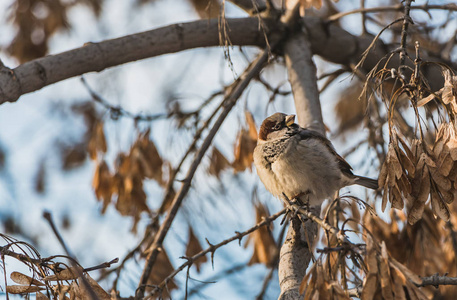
[10,272,45,286]
[43,266,83,281]
[6,285,45,294]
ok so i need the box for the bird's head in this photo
[258,113,296,142]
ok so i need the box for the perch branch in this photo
[136,43,279,299]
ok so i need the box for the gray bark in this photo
[0,16,386,104]
[278,27,325,299]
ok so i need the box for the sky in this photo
[0,0,454,299]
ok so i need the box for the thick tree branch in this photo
[0,16,383,104]
[0,18,271,104]
[278,8,327,299]
[284,33,324,133]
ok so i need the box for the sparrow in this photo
[253,113,378,207]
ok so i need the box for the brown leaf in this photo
[6,285,45,294]
[232,129,256,173]
[379,242,394,300]
[430,167,452,191]
[378,160,388,189]
[391,185,404,210]
[146,249,177,297]
[389,257,422,286]
[245,202,277,266]
[78,274,111,300]
[93,160,113,213]
[408,170,430,225]
[334,82,367,133]
[88,121,107,160]
[387,144,403,181]
[10,272,44,286]
[397,147,415,177]
[361,236,378,300]
[36,291,50,300]
[382,184,388,212]
[245,111,258,140]
[438,153,454,177]
[208,147,230,179]
[136,134,164,184]
[390,268,407,300]
[431,188,450,221]
[61,143,87,170]
[189,0,220,18]
[43,266,83,281]
[185,227,207,272]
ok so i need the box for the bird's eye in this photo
[273,123,281,130]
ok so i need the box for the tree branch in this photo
[135,44,278,299]
[418,273,457,288]
[0,17,271,104]
[278,6,326,299]
[153,208,287,295]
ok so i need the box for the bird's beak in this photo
[285,114,295,127]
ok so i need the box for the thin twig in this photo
[135,44,279,299]
[43,211,99,300]
[255,217,288,300]
[398,0,413,78]
[328,3,457,22]
[81,77,167,122]
[152,208,287,295]
[281,194,350,244]
[187,263,248,296]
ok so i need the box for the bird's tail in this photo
[354,175,378,190]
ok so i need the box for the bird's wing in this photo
[297,128,354,177]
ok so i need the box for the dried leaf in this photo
[391,185,404,210]
[389,257,422,285]
[208,147,230,178]
[232,129,256,173]
[387,144,403,181]
[430,167,452,191]
[78,274,110,300]
[88,121,107,160]
[397,148,415,177]
[10,272,44,286]
[61,143,87,170]
[136,135,164,184]
[391,268,407,300]
[43,266,83,281]
[379,242,393,300]
[146,249,177,296]
[6,285,45,294]
[361,236,378,300]
[245,203,277,266]
[189,0,220,18]
[431,188,450,221]
[185,227,207,272]
[93,160,113,213]
[408,170,430,225]
[36,291,50,300]
[245,111,258,140]
[378,160,388,189]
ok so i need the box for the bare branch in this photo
[327,3,457,22]
[0,17,271,104]
[136,44,279,299]
[153,208,287,295]
[418,273,457,287]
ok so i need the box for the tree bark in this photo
[278,24,325,298]
[0,16,385,104]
